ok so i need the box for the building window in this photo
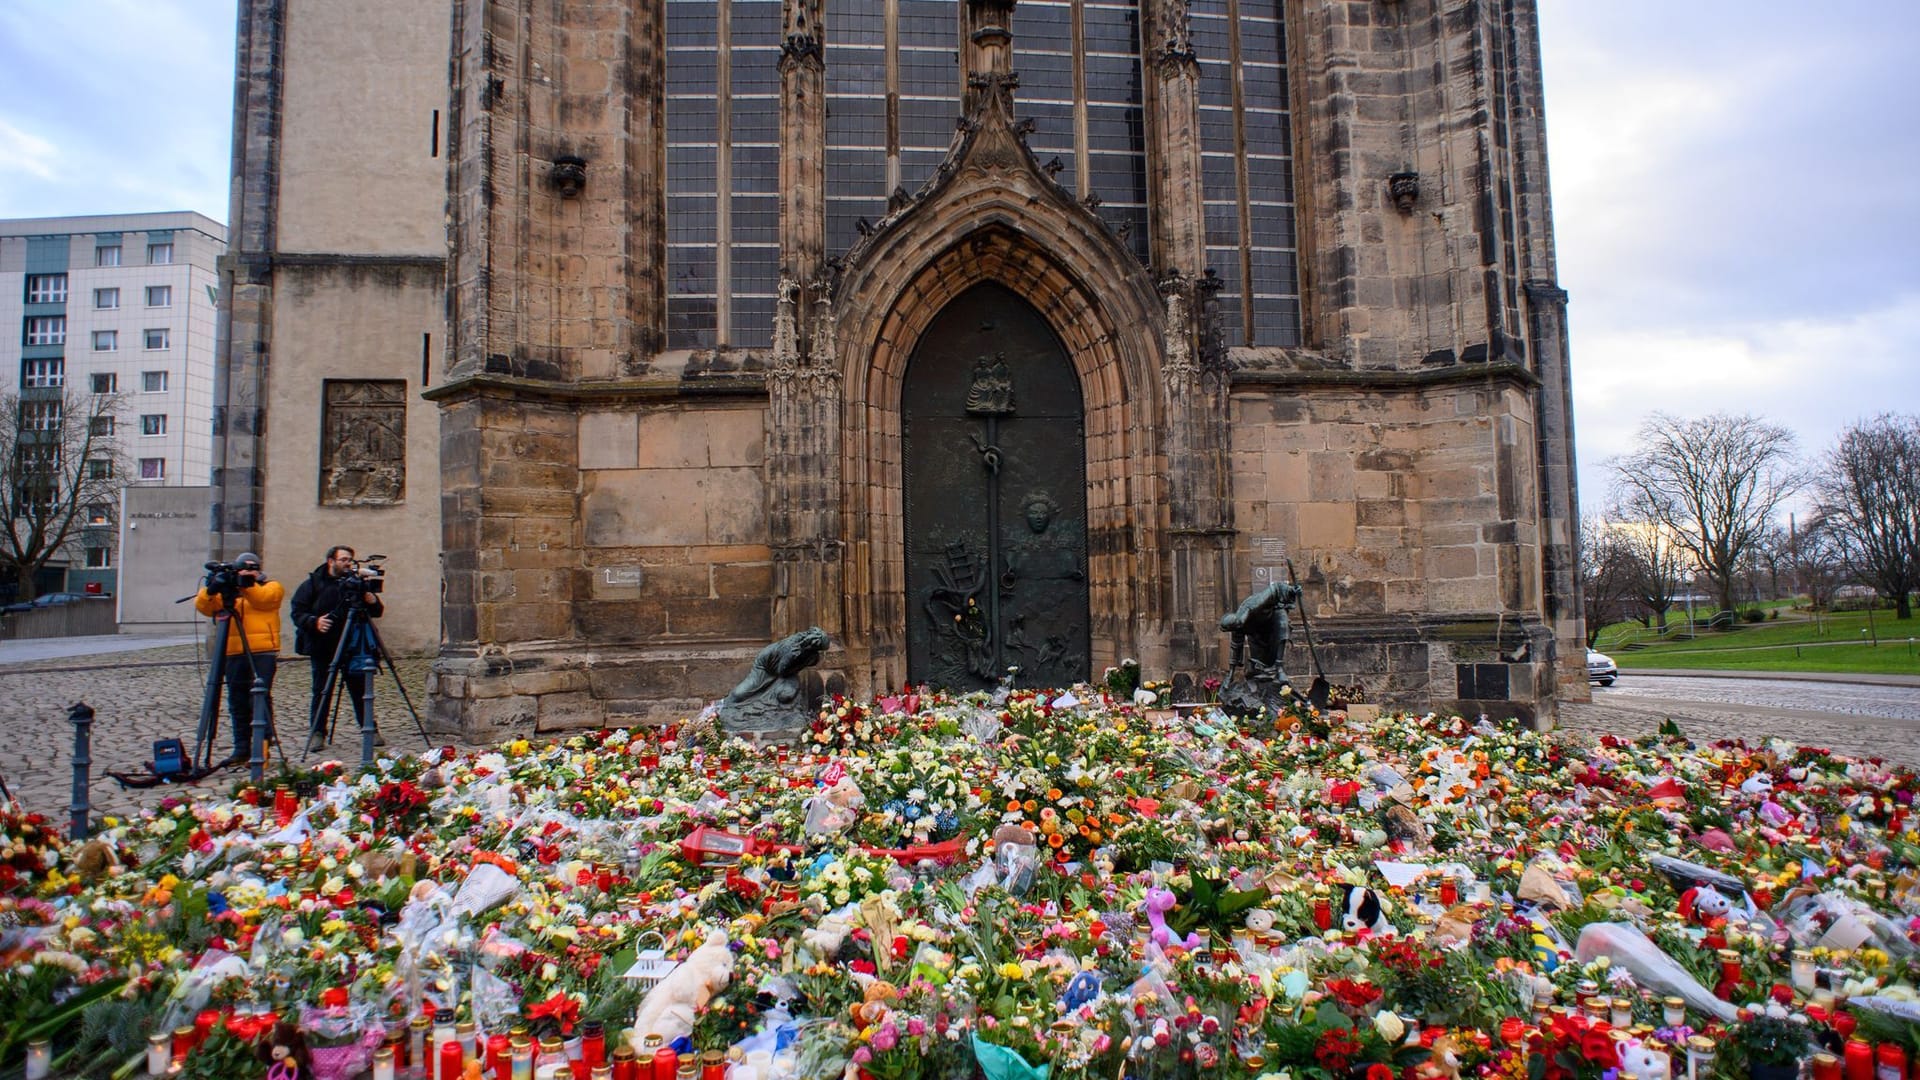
[92,330,117,352]
[85,502,112,526]
[84,546,110,569]
[145,285,172,308]
[89,372,116,394]
[320,380,407,505]
[20,401,62,432]
[96,245,121,267]
[86,458,112,480]
[143,328,169,351]
[139,414,166,436]
[138,458,165,481]
[25,316,65,346]
[22,359,64,388]
[13,447,58,510]
[141,370,168,393]
[147,242,173,265]
[89,416,113,437]
[25,274,67,304]
[94,288,119,310]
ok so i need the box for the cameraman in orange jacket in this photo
[194,552,285,767]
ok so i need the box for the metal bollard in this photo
[68,702,93,841]
[249,672,270,785]
[360,675,377,767]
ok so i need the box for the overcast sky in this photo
[0,1,1913,511]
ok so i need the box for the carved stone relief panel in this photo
[319,379,406,506]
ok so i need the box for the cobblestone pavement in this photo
[1558,676,1920,767]
[8,642,1920,823]
[0,642,473,824]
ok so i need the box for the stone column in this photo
[209,0,286,559]
[766,0,844,644]
[1141,0,1232,672]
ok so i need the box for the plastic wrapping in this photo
[158,949,253,1033]
[1778,890,1918,957]
[1572,923,1738,1022]
[450,862,520,919]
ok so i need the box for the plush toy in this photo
[256,1022,310,1080]
[851,980,898,1026]
[804,777,866,837]
[1408,1032,1466,1080]
[1143,886,1202,951]
[1679,884,1736,926]
[802,911,855,959]
[630,930,736,1044]
[1617,1038,1672,1080]
[1244,908,1277,935]
[1063,970,1103,1011]
[72,838,121,882]
[1339,884,1393,936]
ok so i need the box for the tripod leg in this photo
[365,622,432,747]
[193,615,233,771]
[305,624,353,761]
[358,660,377,767]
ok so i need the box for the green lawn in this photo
[1596,607,1920,676]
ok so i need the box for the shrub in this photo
[1742,608,1766,623]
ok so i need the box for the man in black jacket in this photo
[290,545,385,751]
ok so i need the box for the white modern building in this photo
[0,212,225,596]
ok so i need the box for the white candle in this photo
[148,1032,171,1076]
[25,1039,51,1079]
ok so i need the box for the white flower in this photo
[1373,1012,1405,1042]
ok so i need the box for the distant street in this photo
[1559,673,1920,768]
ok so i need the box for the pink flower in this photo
[907,1018,926,1037]
[852,1047,872,1065]
[872,1024,899,1052]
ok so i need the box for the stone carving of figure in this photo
[965,353,1014,414]
[1217,580,1302,718]
[718,626,831,736]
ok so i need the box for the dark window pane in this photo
[1249,247,1297,294]
[900,97,957,147]
[1082,5,1138,55]
[1251,295,1300,347]
[1248,204,1295,248]
[1020,55,1074,102]
[1084,55,1140,102]
[733,0,782,42]
[1242,107,1288,148]
[1204,202,1239,246]
[1017,2,1072,53]
[669,247,716,294]
[1201,155,1237,199]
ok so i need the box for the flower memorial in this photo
[5,690,1920,1080]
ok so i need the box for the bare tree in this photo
[1786,513,1852,613]
[0,390,126,601]
[1579,510,1640,645]
[1610,506,1687,629]
[1610,412,1802,618]
[1814,414,1920,619]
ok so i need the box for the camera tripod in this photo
[190,595,289,785]
[306,599,430,765]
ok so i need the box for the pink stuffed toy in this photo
[1144,885,1202,951]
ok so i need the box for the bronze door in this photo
[902,283,1090,690]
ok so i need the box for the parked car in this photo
[1,591,98,614]
[1587,648,1618,686]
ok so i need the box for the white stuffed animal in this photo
[630,931,735,1044]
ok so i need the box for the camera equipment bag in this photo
[151,738,188,779]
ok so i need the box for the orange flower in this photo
[1046,788,1063,802]
[1006,800,1022,813]
[1048,834,1065,848]
[1023,800,1038,814]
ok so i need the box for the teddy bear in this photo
[804,777,866,837]
[802,911,855,959]
[851,981,897,1027]
[631,930,735,1044]
[1244,908,1277,935]
[1617,1038,1671,1080]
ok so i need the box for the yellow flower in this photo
[998,962,1026,980]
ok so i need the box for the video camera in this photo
[202,560,251,605]
[336,555,387,603]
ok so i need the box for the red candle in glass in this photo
[653,1045,678,1080]
[1499,1018,1525,1046]
[193,1008,221,1047]
[582,1024,607,1068]
[487,1034,510,1079]
[1313,897,1333,931]
[1847,1040,1877,1080]
[440,1040,464,1080]
[1879,1044,1908,1080]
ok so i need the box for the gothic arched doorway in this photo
[902,283,1091,690]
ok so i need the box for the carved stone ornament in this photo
[964,352,1015,415]
[1157,274,1197,386]
[780,0,823,70]
[320,380,406,506]
[770,276,802,379]
[717,627,832,738]
[1154,0,1199,76]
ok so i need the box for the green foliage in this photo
[1164,877,1270,938]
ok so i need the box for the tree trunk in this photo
[13,563,34,603]
[1898,593,1913,620]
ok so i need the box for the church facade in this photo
[212,0,1585,738]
